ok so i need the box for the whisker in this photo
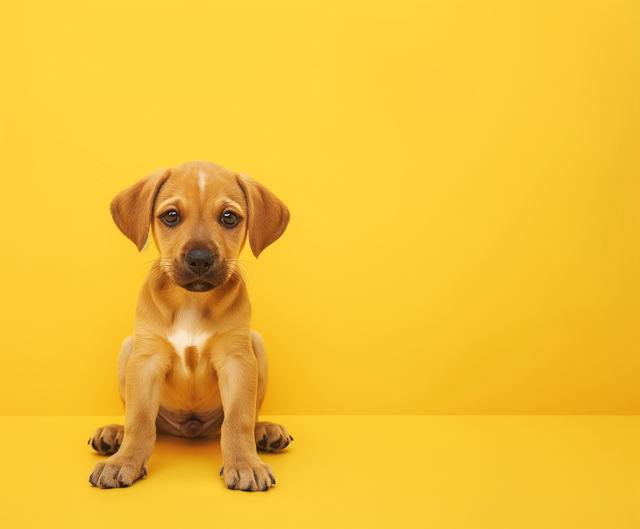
[225,262,249,284]
[226,260,253,279]
[143,257,178,289]
[228,269,246,287]
[142,258,178,279]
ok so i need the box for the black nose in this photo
[186,249,214,275]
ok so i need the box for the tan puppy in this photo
[88,161,291,491]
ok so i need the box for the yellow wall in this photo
[1,0,638,415]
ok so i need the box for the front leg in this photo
[89,339,167,488]
[215,337,276,491]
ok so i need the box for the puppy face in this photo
[152,162,248,292]
[110,161,290,292]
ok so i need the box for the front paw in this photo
[89,454,147,489]
[220,456,275,492]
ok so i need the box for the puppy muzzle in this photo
[179,248,220,292]
[185,249,214,275]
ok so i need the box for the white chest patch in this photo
[166,305,212,359]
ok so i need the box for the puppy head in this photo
[110,161,289,292]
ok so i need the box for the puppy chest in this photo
[166,307,212,371]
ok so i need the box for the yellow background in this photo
[2,416,639,528]
[1,0,638,416]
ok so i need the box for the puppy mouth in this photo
[182,280,216,292]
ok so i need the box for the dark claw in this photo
[290,436,294,441]
[219,468,224,476]
[100,439,111,452]
[270,438,281,450]
[87,438,91,445]
[257,435,267,449]
[91,438,98,451]
[283,439,290,448]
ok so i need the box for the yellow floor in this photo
[0,416,638,528]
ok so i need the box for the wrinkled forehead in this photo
[154,162,246,212]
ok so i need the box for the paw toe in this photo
[222,461,273,492]
[90,457,145,489]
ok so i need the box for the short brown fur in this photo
[89,161,292,491]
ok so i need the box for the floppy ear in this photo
[237,172,290,258]
[110,167,171,251]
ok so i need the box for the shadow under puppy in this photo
[88,161,292,491]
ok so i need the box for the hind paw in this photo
[88,424,124,455]
[254,421,293,452]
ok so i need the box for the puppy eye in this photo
[162,210,180,225]
[221,211,238,227]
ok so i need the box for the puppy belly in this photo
[157,406,224,437]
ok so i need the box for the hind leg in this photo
[252,331,293,452]
[88,335,133,455]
